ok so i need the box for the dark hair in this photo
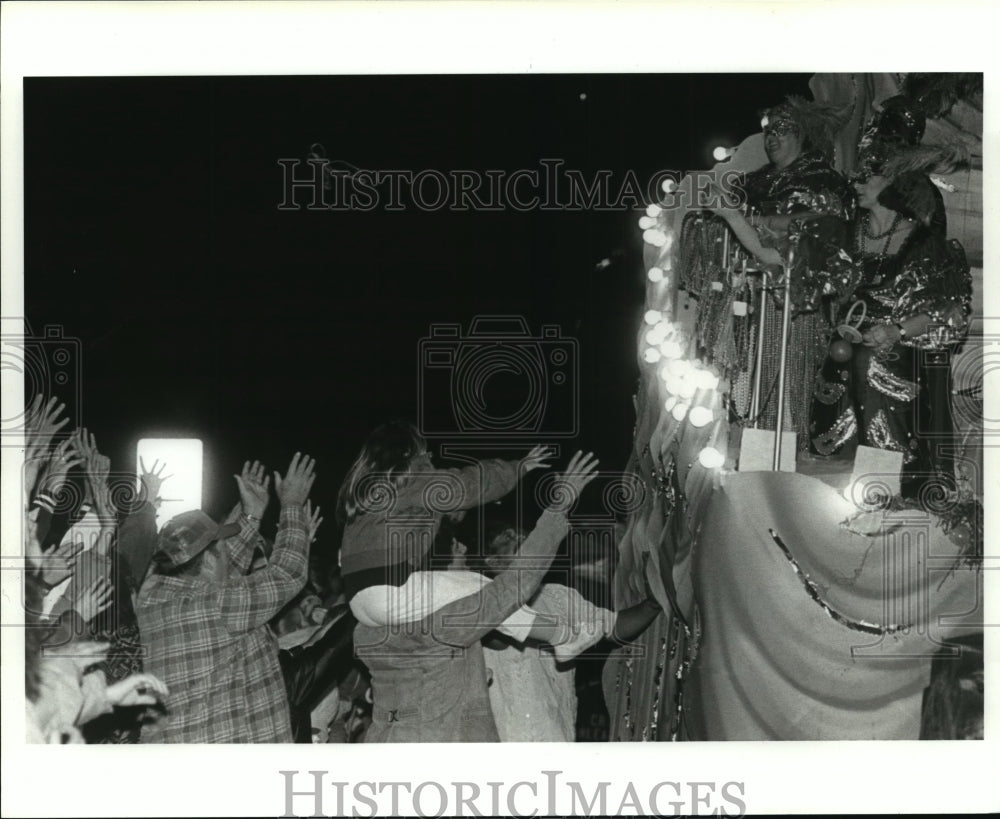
[336,421,428,525]
[877,171,947,230]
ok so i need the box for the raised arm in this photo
[218,453,315,633]
[428,451,599,648]
[226,460,272,575]
[399,446,554,514]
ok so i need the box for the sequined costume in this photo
[812,219,972,494]
[740,152,855,449]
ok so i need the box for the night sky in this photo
[24,73,811,519]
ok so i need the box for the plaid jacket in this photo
[136,505,308,743]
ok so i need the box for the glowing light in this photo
[666,359,693,378]
[671,402,689,422]
[760,115,769,128]
[692,369,720,391]
[675,378,697,400]
[698,447,725,469]
[713,146,732,162]
[638,215,657,230]
[643,229,668,247]
[664,396,678,412]
[659,340,682,359]
[661,179,676,194]
[647,267,664,282]
[688,406,714,428]
[643,347,662,364]
[644,309,663,325]
[645,203,663,218]
[136,438,204,530]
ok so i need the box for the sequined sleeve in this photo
[891,241,973,350]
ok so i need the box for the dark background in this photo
[23,74,811,524]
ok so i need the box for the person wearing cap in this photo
[135,454,316,743]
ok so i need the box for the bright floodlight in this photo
[137,438,204,530]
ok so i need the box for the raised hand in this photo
[40,538,84,586]
[105,673,169,708]
[548,451,600,512]
[139,457,172,506]
[304,500,324,544]
[25,395,69,456]
[521,445,555,474]
[72,575,114,624]
[40,436,84,498]
[274,452,317,508]
[91,473,117,526]
[234,460,270,521]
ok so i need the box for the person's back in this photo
[138,566,291,743]
[137,455,316,743]
[355,619,498,742]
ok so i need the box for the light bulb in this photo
[638,215,656,230]
[688,406,714,428]
[644,309,663,325]
[643,347,662,364]
[693,369,720,391]
[675,379,697,400]
[647,266,664,282]
[671,402,689,422]
[713,146,731,162]
[646,203,663,218]
[659,340,682,359]
[698,447,725,469]
[643,229,667,247]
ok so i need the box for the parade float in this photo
[603,73,985,741]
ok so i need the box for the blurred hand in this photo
[41,437,84,497]
[274,452,316,508]
[73,576,114,624]
[105,673,169,708]
[548,451,600,512]
[234,460,270,520]
[41,538,84,586]
[520,445,554,475]
[25,395,69,458]
[139,457,172,506]
[304,500,324,545]
[91,475,117,526]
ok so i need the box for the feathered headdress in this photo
[855,92,973,226]
[881,142,972,179]
[878,141,971,227]
[763,96,850,160]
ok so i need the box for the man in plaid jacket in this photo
[136,454,316,743]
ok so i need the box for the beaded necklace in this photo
[857,210,903,280]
